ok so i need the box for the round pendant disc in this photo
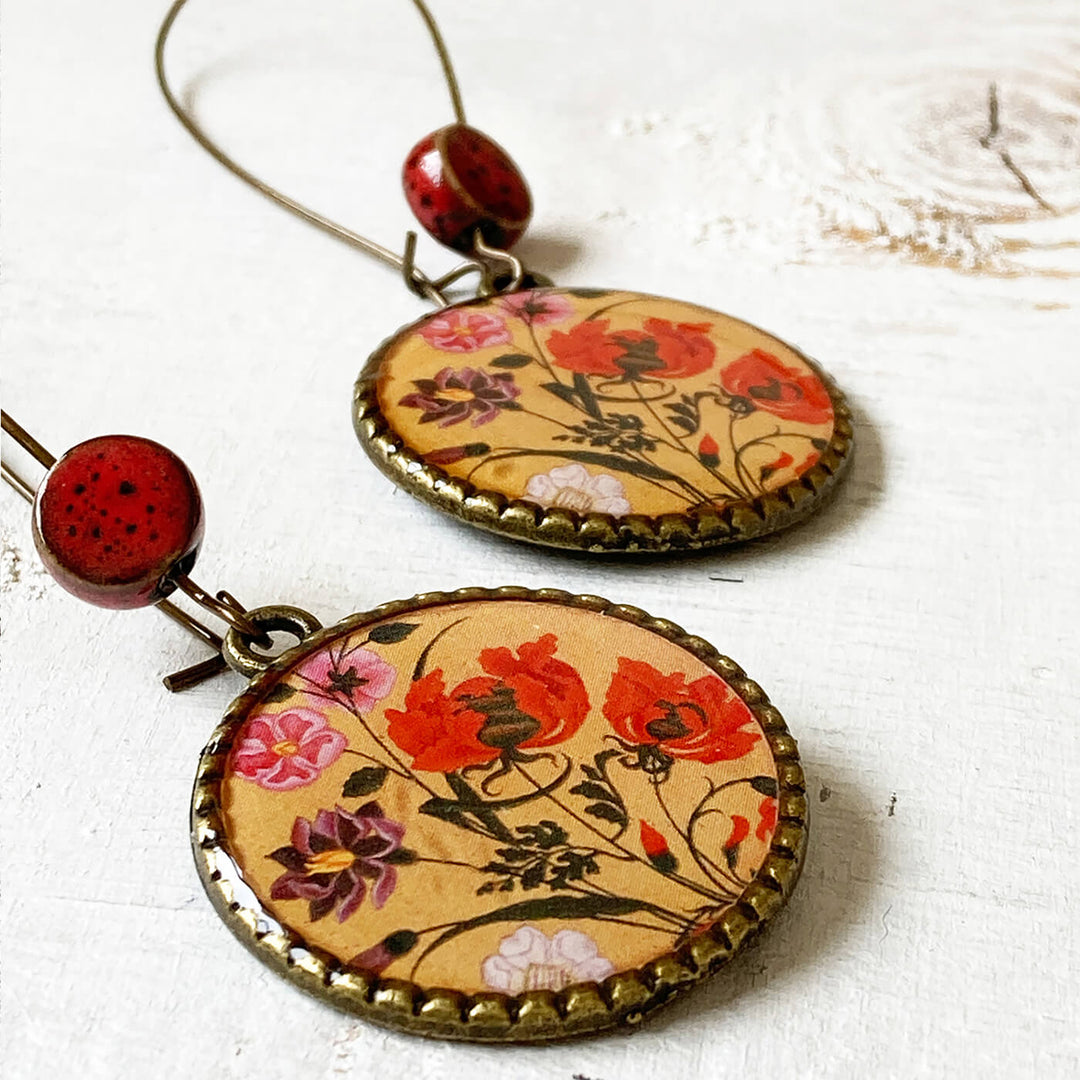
[354,289,853,553]
[193,589,806,1042]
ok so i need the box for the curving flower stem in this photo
[629,380,749,502]
[728,411,762,496]
[652,779,742,895]
[512,762,729,905]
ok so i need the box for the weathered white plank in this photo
[1,1,1077,1077]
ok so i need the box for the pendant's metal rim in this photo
[191,586,808,1043]
[352,293,855,554]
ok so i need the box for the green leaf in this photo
[566,288,611,299]
[570,781,620,804]
[368,622,419,644]
[414,893,649,971]
[520,862,546,889]
[489,353,535,369]
[514,821,568,849]
[384,929,418,956]
[540,380,580,408]
[262,682,296,703]
[749,776,779,797]
[572,373,603,420]
[342,766,388,798]
[584,802,627,824]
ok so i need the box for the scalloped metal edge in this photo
[352,294,854,554]
[191,587,809,1043]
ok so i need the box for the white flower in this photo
[481,925,616,992]
[522,463,632,517]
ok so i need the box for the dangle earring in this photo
[3,410,807,1042]
[156,0,854,555]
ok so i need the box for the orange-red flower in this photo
[644,319,716,378]
[720,349,833,425]
[639,820,670,859]
[602,657,759,764]
[546,319,626,377]
[755,796,777,843]
[724,814,750,852]
[385,671,497,774]
[698,433,720,468]
[385,635,590,773]
[546,318,715,380]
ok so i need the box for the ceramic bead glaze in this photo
[402,123,532,252]
[33,434,204,608]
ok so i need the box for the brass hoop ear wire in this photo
[154,0,525,307]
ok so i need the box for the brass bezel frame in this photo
[192,587,809,1043]
[353,294,854,554]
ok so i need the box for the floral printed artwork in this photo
[373,289,837,519]
[219,600,780,994]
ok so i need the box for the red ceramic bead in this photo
[402,123,532,253]
[33,435,204,609]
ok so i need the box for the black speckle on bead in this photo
[91,472,100,482]
[149,531,159,541]
[126,524,137,534]
[91,526,101,539]
[146,505,155,514]
[65,504,74,513]
[119,480,136,495]
[68,526,77,537]
[74,484,86,495]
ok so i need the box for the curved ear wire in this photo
[154,0,485,307]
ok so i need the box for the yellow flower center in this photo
[440,387,475,402]
[305,848,356,875]
[272,739,300,756]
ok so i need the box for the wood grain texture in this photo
[1,1,1077,1077]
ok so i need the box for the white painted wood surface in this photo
[2,1,1078,1076]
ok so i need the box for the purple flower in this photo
[399,367,521,428]
[268,803,408,923]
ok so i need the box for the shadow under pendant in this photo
[354,288,853,553]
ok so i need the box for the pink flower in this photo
[296,645,396,712]
[481,926,615,992]
[419,309,512,352]
[497,289,575,326]
[232,708,347,791]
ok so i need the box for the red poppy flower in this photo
[385,635,590,773]
[471,633,590,748]
[724,814,750,852]
[546,319,627,377]
[639,820,670,859]
[385,671,498,773]
[720,349,833,425]
[546,318,715,380]
[639,819,678,873]
[698,433,720,468]
[755,796,777,843]
[643,318,716,378]
[602,657,759,763]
